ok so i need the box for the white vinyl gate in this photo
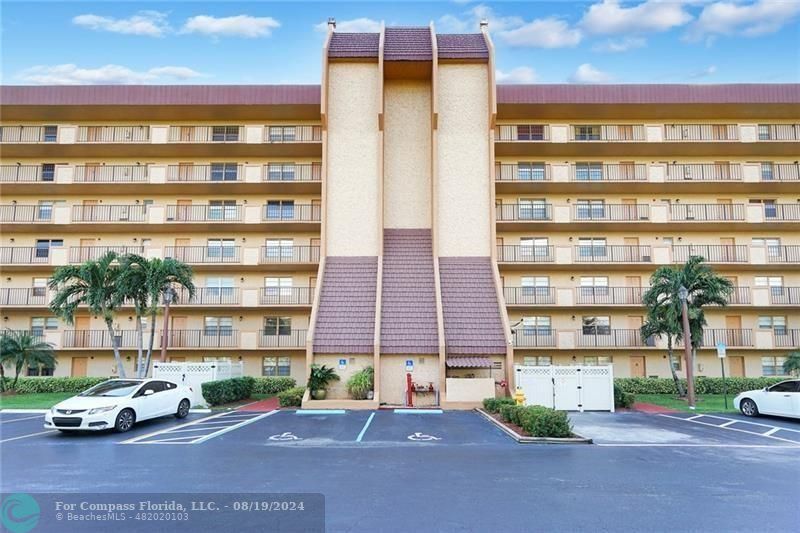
[514,365,615,412]
[152,362,244,407]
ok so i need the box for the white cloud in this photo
[592,37,647,53]
[16,64,204,85]
[581,0,693,35]
[498,17,582,48]
[496,66,537,84]
[688,65,718,78]
[569,63,613,83]
[315,17,382,33]
[72,11,170,37]
[180,15,280,38]
[686,0,800,40]
[438,4,523,33]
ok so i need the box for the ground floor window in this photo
[523,356,551,366]
[584,356,613,366]
[203,356,232,363]
[761,356,786,376]
[26,366,54,376]
[263,356,291,377]
[671,356,682,371]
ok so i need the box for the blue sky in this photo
[1,1,798,85]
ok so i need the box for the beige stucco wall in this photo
[380,354,439,406]
[312,354,372,400]
[326,63,381,256]
[383,80,432,229]
[436,64,491,257]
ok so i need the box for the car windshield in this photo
[80,380,142,397]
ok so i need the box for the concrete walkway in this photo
[238,396,280,412]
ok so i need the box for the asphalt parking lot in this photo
[2,408,798,532]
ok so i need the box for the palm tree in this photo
[783,351,800,377]
[0,330,56,390]
[116,254,150,378]
[49,252,128,377]
[641,303,685,396]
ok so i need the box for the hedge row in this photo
[613,384,635,409]
[277,387,305,407]
[498,403,572,438]
[615,377,788,395]
[6,377,110,394]
[482,397,516,413]
[201,377,256,406]
[251,377,296,395]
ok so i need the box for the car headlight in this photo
[50,406,57,414]
[87,405,117,415]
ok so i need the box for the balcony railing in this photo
[260,245,320,264]
[168,126,244,143]
[573,204,649,221]
[264,163,322,182]
[163,330,240,348]
[164,246,241,264]
[497,245,555,263]
[664,124,738,141]
[165,205,243,222]
[0,126,56,143]
[569,125,645,141]
[574,245,652,263]
[0,247,51,264]
[512,329,557,347]
[263,204,321,222]
[666,163,742,181]
[77,126,150,143]
[74,165,148,183]
[570,164,647,182]
[0,288,49,306]
[166,165,243,182]
[503,287,556,305]
[0,165,50,183]
[670,204,745,221]
[758,124,800,141]
[764,204,800,221]
[63,330,139,348]
[774,330,800,348]
[762,163,800,181]
[264,126,322,143]
[766,245,800,263]
[259,329,307,347]
[69,246,144,263]
[0,205,52,223]
[577,329,654,347]
[769,287,800,305]
[71,205,147,223]
[496,203,553,222]
[495,163,550,182]
[495,124,550,142]
[260,287,314,305]
[725,286,752,305]
[174,287,240,306]
[702,329,752,347]
[576,287,645,305]
[672,245,748,263]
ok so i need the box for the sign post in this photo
[716,342,728,410]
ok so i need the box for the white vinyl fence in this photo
[514,365,614,412]
[152,361,244,407]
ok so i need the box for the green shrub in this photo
[615,377,787,396]
[482,397,515,413]
[527,409,572,438]
[201,377,255,406]
[251,377,296,395]
[346,367,374,400]
[517,405,550,431]
[614,384,635,409]
[277,387,305,407]
[499,404,516,423]
[11,377,110,394]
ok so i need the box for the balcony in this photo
[512,329,557,348]
[165,205,242,222]
[774,330,800,348]
[495,124,550,142]
[577,329,654,348]
[672,245,748,264]
[666,163,742,182]
[259,245,320,264]
[496,203,553,222]
[260,287,315,306]
[570,163,646,182]
[0,165,52,183]
[702,329,753,347]
[572,204,649,222]
[725,286,752,305]
[769,287,800,305]
[764,204,800,221]
[0,288,49,306]
[497,245,554,263]
[569,124,645,142]
[758,124,800,141]
[503,287,556,305]
[766,246,800,263]
[664,124,738,141]
[163,246,241,264]
[574,245,652,263]
[164,330,240,348]
[63,330,139,348]
[264,126,321,143]
[77,126,150,143]
[495,163,550,182]
[168,126,244,143]
[258,329,308,348]
[0,205,52,223]
[0,126,57,143]
[74,165,148,183]
[71,205,147,223]
[174,287,240,306]
[0,247,51,265]
[69,246,144,263]
[762,163,800,181]
[166,164,243,182]
[263,204,321,223]
[670,204,745,222]
[576,287,645,305]
[263,163,322,182]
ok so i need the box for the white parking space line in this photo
[596,443,800,448]
[0,415,44,424]
[693,414,800,434]
[356,412,375,442]
[659,414,800,444]
[120,410,276,445]
[0,430,57,444]
[719,421,738,427]
[119,411,233,444]
[763,427,782,436]
[192,410,277,444]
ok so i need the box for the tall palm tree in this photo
[0,330,56,390]
[116,254,150,378]
[641,303,685,396]
[49,252,127,377]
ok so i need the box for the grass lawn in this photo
[0,392,74,409]
[636,394,738,413]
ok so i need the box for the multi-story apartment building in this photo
[1,22,798,407]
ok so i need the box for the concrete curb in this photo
[476,408,593,444]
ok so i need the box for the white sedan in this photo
[44,379,193,432]
[734,379,800,419]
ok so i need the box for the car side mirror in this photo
[763,387,769,392]
[143,389,155,396]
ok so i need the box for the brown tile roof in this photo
[437,34,489,60]
[446,357,493,368]
[384,27,432,61]
[328,32,380,59]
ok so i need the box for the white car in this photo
[734,379,800,419]
[44,378,193,432]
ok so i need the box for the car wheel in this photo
[740,399,759,417]
[115,409,136,432]
[176,399,190,419]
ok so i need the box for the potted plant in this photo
[308,364,340,400]
[346,366,374,400]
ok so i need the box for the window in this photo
[761,356,786,376]
[266,200,295,220]
[516,125,545,141]
[41,164,55,182]
[758,316,787,335]
[574,162,604,181]
[211,126,239,142]
[760,162,774,181]
[758,124,771,141]
[522,316,551,335]
[573,125,601,141]
[750,199,778,218]
[769,381,799,392]
[265,239,294,260]
[582,316,610,335]
[206,277,235,300]
[32,277,48,297]
[755,276,784,297]
[584,356,613,366]
[578,238,607,259]
[30,317,58,336]
[203,356,232,363]
[27,365,54,376]
[521,276,550,297]
[671,357,682,371]
[518,198,548,220]
[269,126,296,142]
[35,239,63,258]
[36,201,54,221]
[263,317,292,336]
[265,277,293,297]
[267,163,296,181]
[523,356,552,366]
[752,237,782,258]
[204,316,232,336]
[210,163,238,182]
[207,239,235,258]
[518,162,546,181]
[519,237,549,258]
[580,277,609,298]
[43,126,57,143]
[262,356,291,377]
[576,200,606,220]
[208,200,238,220]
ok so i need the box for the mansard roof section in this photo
[436,34,489,61]
[328,32,380,59]
[384,27,432,61]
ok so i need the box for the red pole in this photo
[406,373,413,407]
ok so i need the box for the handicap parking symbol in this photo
[269,432,302,441]
[407,432,442,442]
